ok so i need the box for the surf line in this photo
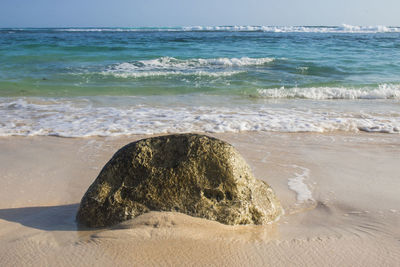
[286,164,314,204]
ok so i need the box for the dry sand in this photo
[0,132,399,266]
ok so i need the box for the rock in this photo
[76,134,282,227]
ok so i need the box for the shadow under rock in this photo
[0,204,83,231]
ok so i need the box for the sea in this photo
[0,25,399,137]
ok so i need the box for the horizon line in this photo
[1,24,400,29]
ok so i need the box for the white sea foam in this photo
[102,70,243,78]
[257,84,400,100]
[112,57,274,70]
[0,96,399,137]
[287,165,314,203]
[101,57,273,78]
[52,25,400,33]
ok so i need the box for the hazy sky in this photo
[1,0,399,27]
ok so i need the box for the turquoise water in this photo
[0,26,399,136]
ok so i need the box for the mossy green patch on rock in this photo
[76,134,282,227]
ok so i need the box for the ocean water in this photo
[0,26,399,137]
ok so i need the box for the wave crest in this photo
[101,57,273,78]
[114,57,274,69]
[101,70,242,78]
[257,84,400,100]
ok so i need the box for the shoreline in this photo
[0,131,399,266]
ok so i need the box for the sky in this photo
[1,0,399,27]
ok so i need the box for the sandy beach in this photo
[0,132,399,266]
[2,2,400,265]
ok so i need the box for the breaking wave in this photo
[101,57,273,78]
[257,84,400,100]
[111,57,274,69]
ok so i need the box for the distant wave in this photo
[101,57,273,78]
[3,25,400,33]
[180,24,400,33]
[53,25,400,33]
[257,84,400,100]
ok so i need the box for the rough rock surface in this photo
[76,134,282,227]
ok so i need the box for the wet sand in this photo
[0,132,399,266]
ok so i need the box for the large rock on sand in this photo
[76,134,282,227]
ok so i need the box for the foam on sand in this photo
[1,96,399,137]
[287,165,314,203]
